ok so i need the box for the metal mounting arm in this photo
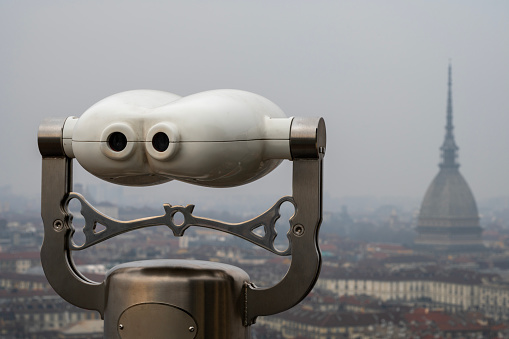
[38,116,325,325]
[39,118,106,317]
[245,117,325,324]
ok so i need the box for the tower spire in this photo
[440,62,459,169]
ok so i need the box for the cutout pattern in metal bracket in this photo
[65,192,295,256]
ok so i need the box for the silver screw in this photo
[293,224,305,237]
[119,324,124,330]
[189,326,195,332]
[53,219,64,231]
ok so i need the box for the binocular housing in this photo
[61,89,294,187]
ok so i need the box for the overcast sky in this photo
[1,1,508,209]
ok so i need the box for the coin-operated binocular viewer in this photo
[38,89,326,338]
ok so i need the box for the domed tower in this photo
[415,64,485,253]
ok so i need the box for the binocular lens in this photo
[108,132,128,152]
[152,132,170,152]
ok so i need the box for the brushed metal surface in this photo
[38,117,67,156]
[290,117,326,159]
[118,303,197,339]
[104,260,250,339]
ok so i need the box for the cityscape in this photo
[1,177,509,338]
[1,68,509,337]
[1,2,509,339]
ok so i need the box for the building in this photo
[57,320,103,339]
[415,64,484,253]
[0,294,101,338]
[316,265,509,320]
[0,251,40,273]
[257,307,402,339]
[403,308,506,338]
[0,272,50,291]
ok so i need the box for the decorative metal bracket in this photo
[39,116,325,325]
[67,192,295,256]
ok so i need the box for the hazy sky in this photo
[1,1,508,207]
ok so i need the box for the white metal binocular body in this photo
[63,89,294,187]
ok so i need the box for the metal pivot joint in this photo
[39,116,325,337]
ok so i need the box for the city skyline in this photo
[1,2,508,205]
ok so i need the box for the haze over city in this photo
[3,3,509,337]
[1,1,508,208]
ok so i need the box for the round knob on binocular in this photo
[63,89,293,187]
